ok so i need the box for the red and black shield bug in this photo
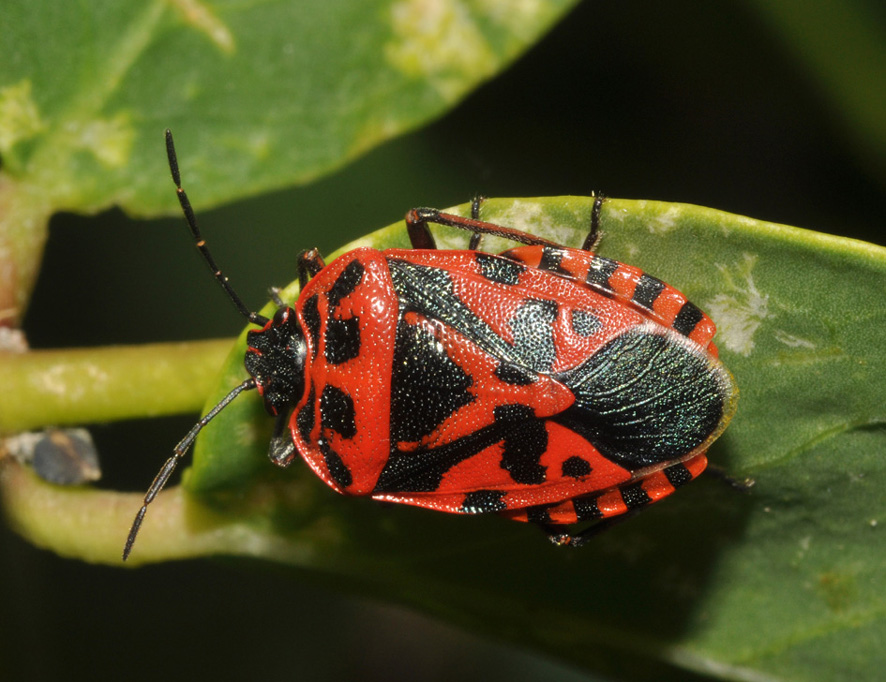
[123,130,738,559]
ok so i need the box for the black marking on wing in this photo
[296,382,316,443]
[495,404,547,485]
[526,505,553,524]
[561,456,592,479]
[571,309,602,337]
[573,495,603,521]
[319,438,352,489]
[460,490,507,514]
[494,361,537,386]
[390,316,474,443]
[620,482,651,509]
[392,260,558,374]
[508,298,558,373]
[374,403,550,494]
[663,462,693,488]
[539,247,570,276]
[388,259,525,366]
[476,252,524,285]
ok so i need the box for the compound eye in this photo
[272,306,291,326]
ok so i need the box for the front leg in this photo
[297,248,326,289]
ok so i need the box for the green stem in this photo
[0,172,53,323]
[0,460,324,566]
[0,462,262,565]
[0,338,233,433]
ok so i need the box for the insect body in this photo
[123,131,737,559]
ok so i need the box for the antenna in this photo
[165,129,269,327]
[122,378,255,560]
[123,130,268,560]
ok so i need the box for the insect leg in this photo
[406,207,562,249]
[705,464,755,491]
[543,510,641,548]
[581,193,606,251]
[467,195,487,251]
[297,248,326,289]
[268,411,297,466]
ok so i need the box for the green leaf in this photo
[0,0,577,316]
[0,0,577,213]
[4,198,885,681]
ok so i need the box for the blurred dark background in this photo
[6,1,884,680]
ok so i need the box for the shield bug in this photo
[123,131,737,559]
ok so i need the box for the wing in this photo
[371,253,646,513]
[552,323,736,472]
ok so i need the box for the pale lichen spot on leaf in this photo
[773,330,816,350]
[76,114,135,169]
[385,0,499,101]
[483,0,552,42]
[705,253,770,357]
[37,365,72,399]
[350,116,403,161]
[768,332,843,367]
[0,80,45,154]
[490,200,552,234]
[234,129,272,162]
[169,0,235,54]
[434,232,473,251]
[797,535,811,561]
[604,206,629,223]
[479,200,571,252]
[623,243,641,260]
[645,205,681,234]
[496,200,578,244]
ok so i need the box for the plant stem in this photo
[0,338,233,433]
